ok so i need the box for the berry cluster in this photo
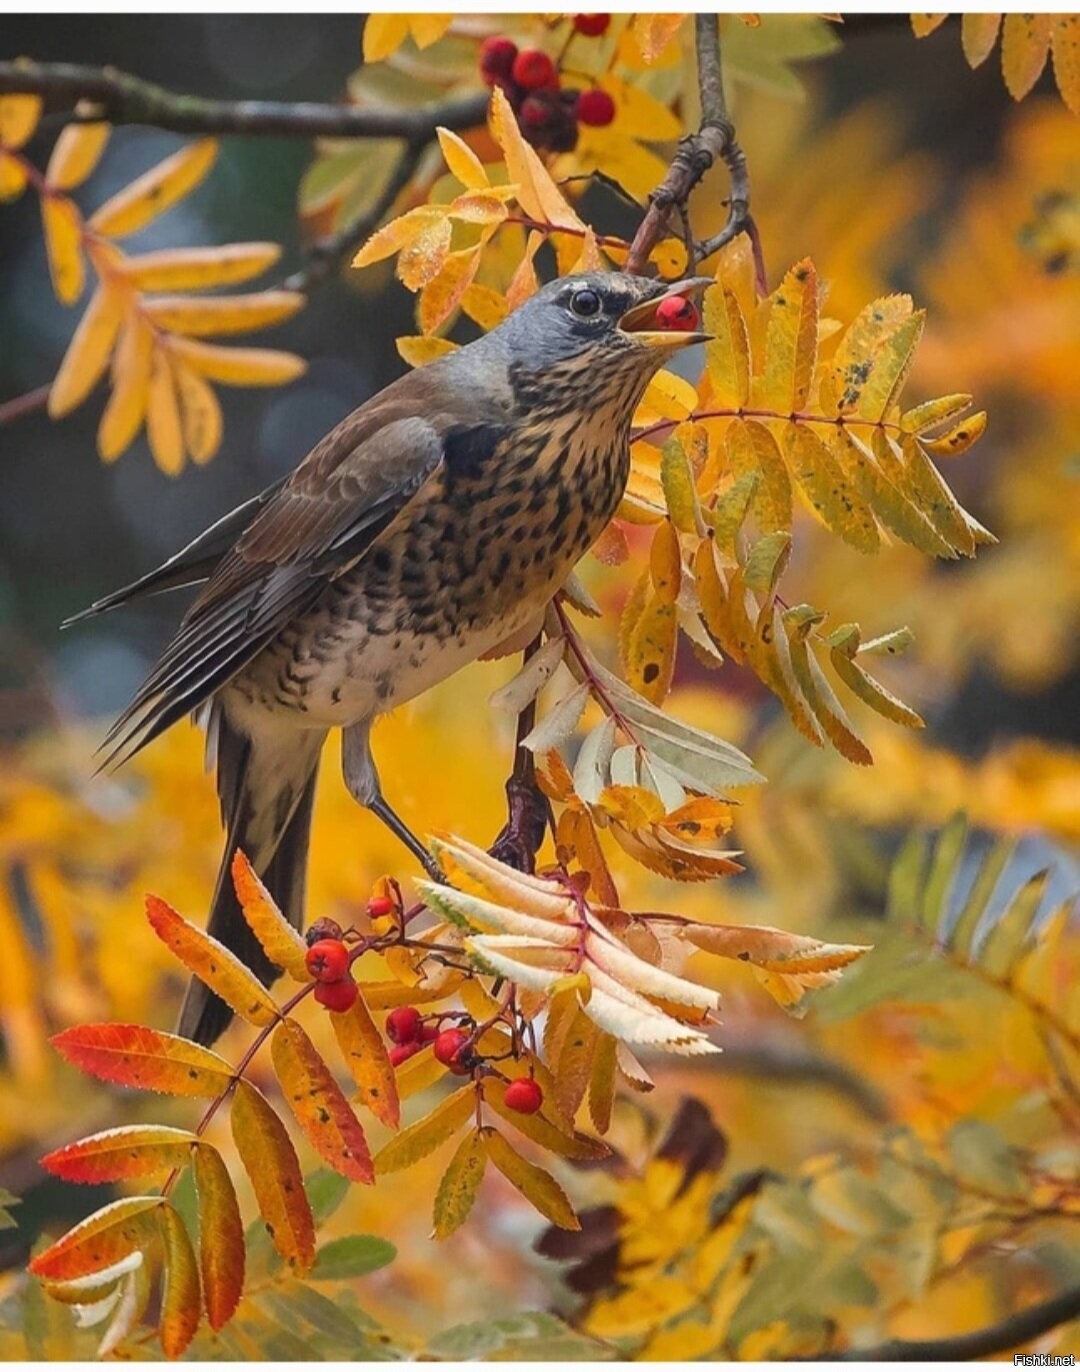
[304,920,358,1013]
[382,1003,544,1113]
[479,16,616,152]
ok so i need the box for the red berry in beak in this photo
[503,1077,544,1114]
[305,938,351,982]
[655,295,700,331]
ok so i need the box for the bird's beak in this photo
[618,276,714,349]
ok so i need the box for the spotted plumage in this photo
[69,271,709,1044]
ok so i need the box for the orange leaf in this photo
[174,363,223,465]
[271,1018,374,1183]
[231,850,310,981]
[167,336,306,387]
[1052,15,1080,113]
[330,991,400,1130]
[41,1125,196,1184]
[41,195,85,304]
[160,1203,201,1357]
[146,350,185,475]
[192,1143,244,1330]
[436,126,489,191]
[29,1196,162,1281]
[489,85,586,233]
[0,94,43,149]
[47,283,125,417]
[120,242,282,291]
[51,1022,235,1096]
[89,138,218,238]
[145,894,278,1026]
[419,246,480,335]
[961,12,1002,67]
[98,312,154,461]
[142,290,303,337]
[1001,12,1052,99]
[230,1079,315,1272]
[46,111,109,190]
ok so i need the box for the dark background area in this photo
[0,12,1074,753]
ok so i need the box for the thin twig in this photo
[819,1282,1080,1362]
[0,384,51,428]
[0,59,488,141]
[624,15,761,285]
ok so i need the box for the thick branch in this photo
[0,59,487,141]
[822,1283,1080,1362]
[624,15,759,280]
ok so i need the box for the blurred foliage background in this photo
[0,11,1078,1360]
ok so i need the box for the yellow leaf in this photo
[0,94,42,149]
[362,13,410,62]
[921,409,987,458]
[639,369,697,425]
[725,418,792,533]
[506,229,543,310]
[910,14,948,38]
[628,14,687,64]
[483,1076,610,1161]
[418,246,480,335]
[174,364,222,465]
[460,283,508,331]
[272,1019,374,1183]
[159,1204,200,1357]
[230,1080,315,1273]
[650,519,682,605]
[396,334,458,367]
[785,623,872,765]
[374,1084,476,1174]
[482,1127,580,1230]
[448,190,512,225]
[146,893,277,1023]
[588,1033,617,1134]
[121,242,282,291]
[89,138,218,238]
[146,351,185,476]
[624,594,678,704]
[98,313,155,461]
[1052,16,1080,113]
[46,111,110,190]
[489,85,586,233]
[598,74,682,142]
[409,14,453,48]
[48,284,124,418]
[783,425,879,553]
[41,195,86,304]
[142,290,304,337]
[432,1128,487,1239]
[352,206,446,270]
[761,259,818,412]
[436,126,489,191]
[831,293,912,416]
[330,991,400,1131]
[900,392,973,434]
[1001,13,1052,99]
[168,337,306,386]
[230,850,309,981]
[397,215,452,291]
[0,150,28,201]
[962,13,1002,67]
[704,285,750,408]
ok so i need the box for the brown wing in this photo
[98,378,462,770]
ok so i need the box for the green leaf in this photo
[0,1188,20,1232]
[426,1311,614,1361]
[311,1235,397,1280]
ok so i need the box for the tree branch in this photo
[0,59,488,141]
[624,15,762,285]
[822,1283,1080,1362]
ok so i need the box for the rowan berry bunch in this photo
[478,15,616,153]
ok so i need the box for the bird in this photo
[67,270,710,1046]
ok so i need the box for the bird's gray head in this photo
[483,271,712,377]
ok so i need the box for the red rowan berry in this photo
[655,296,700,331]
[480,35,518,84]
[388,1042,422,1067]
[367,894,396,919]
[504,1077,544,1114]
[573,14,611,37]
[512,49,557,91]
[306,938,351,982]
[520,94,555,129]
[386,1005,422,1045]
[314,977,358,1013]
[305,918,343,946]
[433,1027,473,1074]
[577,88,616,127]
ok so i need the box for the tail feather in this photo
[178,709,324,1046]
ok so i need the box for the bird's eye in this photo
[569,288,602,318]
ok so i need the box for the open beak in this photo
[618,276,714,349]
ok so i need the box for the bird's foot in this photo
[489,777,551,874]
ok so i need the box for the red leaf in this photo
[29,1196,162,1281]
[41,1125,196,1183]
[271,1018,374,1183]
[52,1023,235,1096]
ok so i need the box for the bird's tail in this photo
[178,708,325,1047]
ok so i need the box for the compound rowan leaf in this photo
[41,195,85,304]
[191,1143,244,1330]
[168,336,307,386]
[432,1128,487,1240]
[52,1022,235,1096]
[374,1085,476,1174]
[29,1196,162,1281]
[482,1127,580,1230]
[121,242,282,291]
[157,1203,200,1357]
[330,990,400,1130]
[143,290,303,337]
[41,1125,196,1184]
[271,1019,374,1183]
[230,1078,315,1273]
[230,850,310,982]
[89,138,218,238]
[489,85,586,233]
[145,894,278,1025]
[48,283,124,417]
[46,111,110,190]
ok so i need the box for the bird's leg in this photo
[489,688,552,875]
[342,720,444,882]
